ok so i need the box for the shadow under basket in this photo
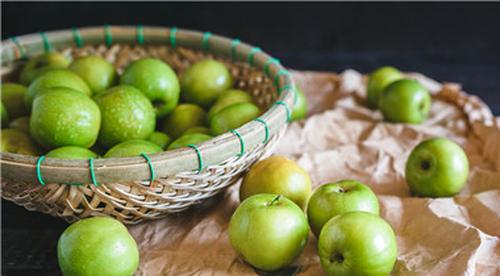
[0,26,295,224]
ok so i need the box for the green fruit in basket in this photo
[291,87,307,121]
[162,103,207,139]
[30,88,101,149]
[1,128,40,155]
[318,212,397,276]
[95,85,156,148]
[1,102,8,127]
[120,58,180,117]
[25,69,92,111]
[57,217,139,276]
[1,83,28,119]
[46,146,98,159]
[240,155,311,209]
[210,102,260,136]
[366,66,403,108]
[208,89,253,119]
[379,79,431,124]
[307,180,380,237]
[182,126,212,136]
[104,139,162,158]
[405,138,469,197]
[181,59,233,107]
[20,52,70,85]
[69,55,116,95]
[8,116,30,133]
[148,131,172,149]
[167,133,212,150]
[229,194,309,271]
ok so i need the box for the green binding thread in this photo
[39,32,52,53]
[136,25,144,45]
[140,153,156,185]
[230,39,240,61]
[274,69,290,88]
[104,25,112,47]
[36,155,46,186]
[89,158,99,187]
[72,27,84,48]
[230,129,245,156]
[254,118,270,144]
[264,58,280,77]
[187,144,203,172]
[169,27,177,48]
[274,101,291,122]
[10,37,27,59]
[247,47,262,66]
[202,32,212,52]
[278,84,293,96]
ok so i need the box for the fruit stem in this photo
[268,195,282,206]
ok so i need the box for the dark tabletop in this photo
[2,2,500,275]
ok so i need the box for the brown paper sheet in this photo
[129,70,500,275]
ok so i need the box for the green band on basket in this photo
[230,39,240,61]
[10,37,27,59]
[264,58,280,77]
[39,32,52,53]
[187,144,203,172]
[36,155,46,186]
[140,153,156,184]
[202,32,212,52]
[230,129,245,156]
[278,84,293,96]
[89,158,99,187]
[274,69,290,88]
[169,27,177,48]
[104,25,112,47]
[254,118,270,144]
[274,101,291,122]
[72,27,83,48]
[136,25,144,45]
[247,47,262,66]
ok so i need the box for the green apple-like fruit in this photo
[210,102,260,136]
[1,128,40,155]
[30,88,101,149]
[8,116,30,133]
[240,156,311,209]
[69,55,116,94]
[46,146,98,159]
[181,59,233,107]
[291,88,307,121]
[57,217,139,276]
[307,179,380,236]
[25,69,92,111]
[20,52,70,85]
[229,194,309,271]
[1,102,8,127]
[379,79,431,124]
[162,103,207,139]
[95,85,156,148]
[405,137,469,197]
[366,66,403,108]
[318,212,397,276]
[1,83,28,119]
[104,139,163,158]
[208,89,253,119]
[182,126,212,136]
[120,58,180,117]
[148,131,172,149]
[167,133,212,150]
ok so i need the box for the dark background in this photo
[2,2,500,275]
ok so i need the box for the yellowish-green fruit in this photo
[1,83,28,119]
[167,133,212,150]
[210,102,260,135]
[8,116,29,133]
[366,66,403,108]
[104,139,162,158]
[1,102,8,127]
[291,88,307,121]
[182,126,212,136]
[147,131,172,149]
[69,55,116,94]
[208,89,253,119]
[1,128,40,155]
[46,146,98,159]
[20,52,70,85]
[162,104,207,139]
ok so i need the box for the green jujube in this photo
[182,126,212,136]
[148,131,172,149]
[167,133,212,150]
[104,139,162,158]
[8,116,29,133]
[46,146,98,160]
[1,83,28,119]
[69,55,116,94]
[162,104,208,139]
[210,102,260,135]
[1,128,40,155]
[208,89,253,119]
[291,88,307,121]
[20,52,70,85]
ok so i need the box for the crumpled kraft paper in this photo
[129,70,500,275]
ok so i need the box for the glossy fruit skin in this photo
[25,69,92,111]
[367,66,403,108]
[291,88,308,121]
[182,126,212,136]
[181,59,233,107]
[229,194,309,271]
[69,55,116,94]
[120,58,180,117]
[57,217,139,276]
[148,131,172,149]
[30,88,101,149]
[104,139,162,158]
[379,79,431,124]
[1,102,8,126]
[405,138,469,197]
[95,85,156,148]
[1,83,28,119]
[210,102,260,136]
[8,116,30,133]
[20,52,70,85]
[1,128,40,155]
[240,156,311,209]
[318,212,397,276]
[162,104,207,139]
[307,180,380,236]
[46,146,98,159]
[208,89,253,119]
[167,133,212,150]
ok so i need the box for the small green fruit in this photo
[208,89,253,119]
[1,83,28,119]
[167,133,212,150]
[182,126,212,136]
[69,55,116,95]
[148,131,172,149]
[104,139,162,158]
[367,66,403,108]
[8,116,30,133]
[20,52,70,85]
[1,128,40,155]
[162,104,207,139]
[46,146,98,159]
[210,102,260,135]
[291,88,307,121]
[1,102,8,127]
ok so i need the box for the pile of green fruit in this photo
[1,52,308,159]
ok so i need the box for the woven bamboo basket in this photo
[0,26,295,224]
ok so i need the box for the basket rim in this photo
[0,25,295,185]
